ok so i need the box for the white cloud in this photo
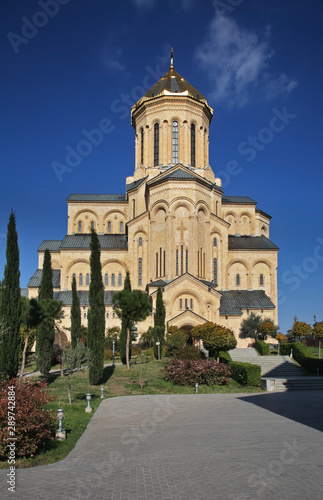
[195,13,297,108]
[101,47,126,73]
[132,0,157,9]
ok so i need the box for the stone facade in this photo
[28,61,278,347]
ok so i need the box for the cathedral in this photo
[28,54,278,347]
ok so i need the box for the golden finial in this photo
[170,47,174,69]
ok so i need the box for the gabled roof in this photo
[222,196,256,204]
[38,240,62,251]
[219,290,275,316]
[147,273,217,291]
[67,194,126,202]
[53,290,115,306]
[28,269,61,288]
[168,309,209,325]
[60,234,128,250]
[147,165,217,192]
[126,177,148,192]
[228,235,278,250]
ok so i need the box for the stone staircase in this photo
[230,348,323,392]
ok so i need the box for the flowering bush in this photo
[0,378,56,459]
[164,359,231,386]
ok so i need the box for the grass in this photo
[304,346,323,359]
[0,358,263,469]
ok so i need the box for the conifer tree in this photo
[119,272,132,364]
[153,287,166,359]
[71,275,81,349]
[87,230,105,385]
[36,249,55,375]
[0,211,21,379]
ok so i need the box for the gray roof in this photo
[220,290,275,316]
[21,288,29,298]
[67,194,126,202]
[126,177,147,192]
[222,196,256,204]
[38,240,62,251]
[228,235,278,250]
[60,234,128,250]
[53,290,115,306]
[28,269,61,288]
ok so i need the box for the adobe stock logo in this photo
[7,0,71,55]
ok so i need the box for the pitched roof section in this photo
[220,290,275,316]
[38,240,62,251]
[28,269,61,288]
[67,194,126,202]
[148,165,220,192]
[53,291,115,306]
[60,234,127,250]
[126,177,147,192]
[21,288,29,298]
[134,66,212,114]
[228,235,278,250]
[222,196,256,204]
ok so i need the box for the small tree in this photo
[140,327,154,348]
[63,342,89,404]
[239,313,263,341]
[165,328,188,357]
[71,276,81,349]
[119,272,132,364]
[19,297,42,382]
[153,288,166,359]
[193,322,236,361]
[292,320,312,340]
[105,326,120,350]
[260,318,279,339]
[113,285,151,369]
[313,320,323,339]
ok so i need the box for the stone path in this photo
[1,392,323,499]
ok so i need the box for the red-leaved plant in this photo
[164,359,231,386]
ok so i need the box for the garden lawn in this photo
[0,358,262,469]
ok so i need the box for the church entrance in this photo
[180,324,199,346]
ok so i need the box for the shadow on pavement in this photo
[238,391,323,432]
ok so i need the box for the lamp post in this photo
[113,339,115,366]
[195,382,199,393]
[100,386,104,399]
[56,408,66,440]
[85,393,92,413]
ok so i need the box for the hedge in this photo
[279,343,292,355]
[292,343,323,374]
[255,340,270,355]
[229,361,261,386]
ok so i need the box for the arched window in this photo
[132,199,136,218]
[83,312,87,318]
[154,122,159,166]
[213,237,217,247]
[140,127,144,164]
[111,274,115,286]
[79,273,83,286]
[138,257,142,285]
[213,258,217,285]
[107,221,111,233]
[172,120,178,163]
[236,274,240,286]
[118,273,122,286]
[86,273,89,285]
[105,273,108,286]
[78,221,82,233]
[190,299,193,310]
[260,274,264,286]
[120,221,123,233]
[90,221,94,231]
[106,312,109,318]
[112,312,115,318]
[191,123,196,167]
[179,298,182,309]
[139,237,142,247]
[185,298,188,309]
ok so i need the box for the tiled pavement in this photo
[1,392,323,499]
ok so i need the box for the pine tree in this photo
[71,276,81,349]
[0,211,21,379]
[36,249,55,375]
[87,231,105,385]
[119,272,132,365]
[153,287,166,359]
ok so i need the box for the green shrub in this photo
[0,379,56,459]
[173,345,203,360]
[279,343,292,355]
[143,347,154,359]
[255,340,270,355]
[229,361,261,386]
[292,343,323,374]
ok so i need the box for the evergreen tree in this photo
[87,230,105,385]
[36,249,55,375]
[153,287,166,359]
[119,272,132,365]
[71,276,81,349]
[0,211,21,379]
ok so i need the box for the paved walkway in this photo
[1,392,323,499]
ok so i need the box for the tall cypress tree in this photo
[119,272,132,365]
[0,211,21,379]
[153,287,166,359]
[87,230,105,385]
[71,275,81,349]
[36,249,55,375]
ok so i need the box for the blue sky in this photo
[1,0,322,334]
